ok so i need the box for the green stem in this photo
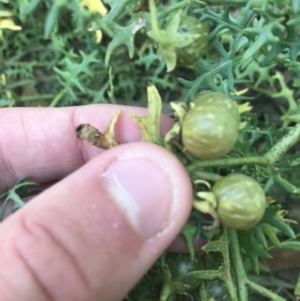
[4,61,52,67]
[228,230,248,301]
[160,265,174,301]
[267,233,300,251]
[259,48,292,67]
[295,273,300,296]
[190,171,223,182]
[265,123,300,164]
[161,0,193,15]
[221,229,238,301]
[245,281,287,301]
[49,88,66,107]
[272,173,300,194]
[18,94,58,101]
[187,156,265,171]
[104,0,131,20]
[201,231,238,300]
[7,76,57,90]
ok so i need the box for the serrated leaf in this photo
[135,45,159,70]
[235,54,275,88]
[44,0,67,36]
[261,25,300,65]
[261,223,281,247]
[238,230,272,274]
[53,50,99,101]
[147,0,202,72]
[180,223,199,259]
[97,17,145,66]
[1,177,39,222]
[178,40,238,103]
[195,5,253,42]
[252,225,268,248]
[20,0,41,16]
[243,18,283,60]
[260,205,295,238]
[279,241,300,251]
[103,0,130,20]
[130,83,162,142]
[45,0,92,36]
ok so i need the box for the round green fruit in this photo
[176,16,209,66]
[168,254,204,291]
[181,104,238,159]
[193,92,240,127]
[206,279,230,301]
[212,174,266,230]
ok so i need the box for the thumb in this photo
[0,142,193,301]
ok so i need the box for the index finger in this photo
[0,105,174,193]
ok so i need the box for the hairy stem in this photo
[265,123,300,164]
[190,170,223,182]
[187,156,265,171]
[49,88,66,107]
[228,230,248,301]
[246,281,286,301]
[221,229,238,301]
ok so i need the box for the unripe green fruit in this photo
[168,254,204,291]
[176,16,209,66]
[212,174,266,230]
[193,92,240,127]
[206,279,230,301]
[181,104,238,159]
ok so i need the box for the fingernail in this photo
[101,156,175,239]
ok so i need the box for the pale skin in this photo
[0,105,205,301]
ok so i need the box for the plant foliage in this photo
[1,0,300,300]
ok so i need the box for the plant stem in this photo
[246,280,287,301]
[49,88,66,107]
[201,231,238,300]
[221,229,238,301]
[162,0,193,15]
[187,156,265,171]
[105,0,131,20]
[190,171,223,182]
[265,123,300,164]
[228,230,248,301]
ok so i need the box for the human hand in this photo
[0,105,198,301]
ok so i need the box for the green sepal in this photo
[147,0,200,72]
[130,83,162,143]
[260,205,295,238]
